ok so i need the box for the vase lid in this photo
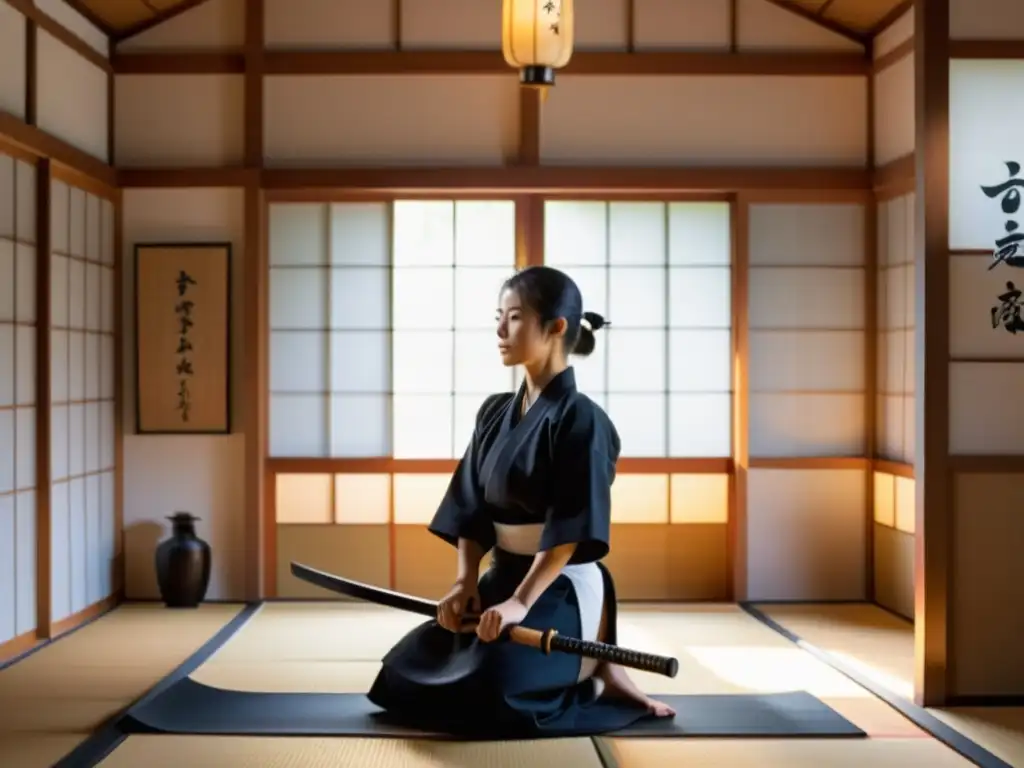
[167,512,200,521]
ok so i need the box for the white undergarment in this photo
[492,522,603,682]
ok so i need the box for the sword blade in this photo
[290,561,438,618]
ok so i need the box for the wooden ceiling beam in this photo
[763,0,867,45]
[111,49,871,77]
[116,165,871,193]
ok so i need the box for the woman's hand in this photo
[437,578,480,633]
[476,597,528,642]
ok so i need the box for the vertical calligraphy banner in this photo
[134,243,232,434]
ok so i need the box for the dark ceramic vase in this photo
[155,512,211,608]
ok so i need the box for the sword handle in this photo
[508,627,679,678]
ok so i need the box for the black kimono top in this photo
[428,367,621,565]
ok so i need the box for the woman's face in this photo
[496,288,552,367]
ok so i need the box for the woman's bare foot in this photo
[596,663,676,718]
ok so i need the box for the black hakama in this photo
[366,368,654,739]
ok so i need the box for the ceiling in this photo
[64,0,207,40]
[773,0,911,37]
[67,0,911,43]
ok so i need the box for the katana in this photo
[291,561,679,678]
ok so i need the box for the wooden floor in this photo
[0,600,1016,767]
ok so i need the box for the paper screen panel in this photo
[670,473,729,523]
[894,476,915,534]
[0,153,37,639]
[49,184,117,614]
[333,473,390,524]
[330,393,391,458]
[610,474,669,523]
[873,471,896,527]
[748,202,866,458]
[275,473,332,524]
[0,497,14,642]
[393,473,450,524]
[544,200,732,458]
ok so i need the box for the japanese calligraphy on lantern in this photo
[134,243,231,433]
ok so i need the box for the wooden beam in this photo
[115,166,871,193]
[865,36,878,603]
[267,48,875,77]
[874,37,914,73]
[34,156,51,639]
[874,153,915,198]
[113,187,124,594]
[913,0,951,708]
[730,194,750,602]
[254,166,871,193]
[729,0,738,52]
[0,112,117,189]
[949,40,1024,58]
[518,90,541,167]
[243,0,267,602]
[111,52,245,75]
[267,457,734,475]
[875,459,914,478]
[117,167,257,188]
[110,49,872,77]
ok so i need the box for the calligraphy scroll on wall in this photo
[134,243,231,433]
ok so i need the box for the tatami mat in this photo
[605,736,976,767]
[753,603,915,697]
[931,708,1024,767]
[0,603,243,768]
[99,734,979,768]
[101,734,606,767]
[188,602,924,739]
[754,602,1024,767]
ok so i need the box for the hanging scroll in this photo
[134,243,231,433]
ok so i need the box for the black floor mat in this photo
[120,677,866,740]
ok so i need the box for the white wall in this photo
[872,6,914,168]
[121,188,247,600]
[34,6,109,162]
[0,3,27,120]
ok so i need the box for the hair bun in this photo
[582,311,607,332]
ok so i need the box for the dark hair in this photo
[500,266,607,358]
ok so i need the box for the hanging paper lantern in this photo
[502,0,575,89]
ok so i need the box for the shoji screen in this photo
[543,200,732,599]
[49,179,117,623]
[0,152,37,645]
[269,200,518,599]
[873,193,915,619]
[745,201,868,601]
